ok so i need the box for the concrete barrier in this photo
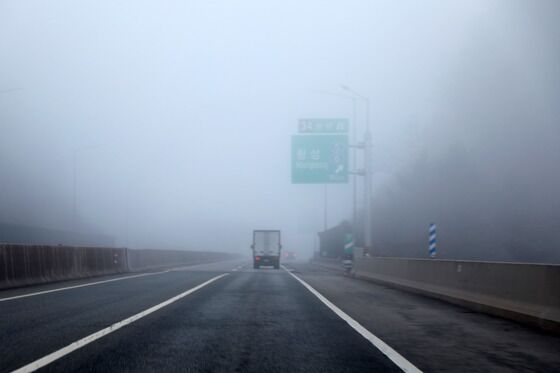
[352,256,560,332]
[0,244,127,290]
[311,257,346,272]
[0,244,241,290]
[127,249,240,271]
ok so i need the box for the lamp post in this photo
[341,85,373,255]
[315,90,359,231]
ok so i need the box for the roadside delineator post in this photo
[429,223,437,258]
[343,233,354,272]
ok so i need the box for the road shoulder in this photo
[287,262,560,373]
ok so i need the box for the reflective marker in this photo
[429,223,437,258]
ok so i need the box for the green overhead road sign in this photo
[291,135,348,184]
[298,118,349,133]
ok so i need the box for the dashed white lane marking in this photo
[11,273,229,373]
[231,264,246,272]
[0,270,173,302]
[282,265,421,373]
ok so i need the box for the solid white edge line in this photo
[11,273,229,373]
[281,265,421,373]
[0,270,172,302]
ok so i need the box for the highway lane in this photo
[0,261,237,372]
[5,259,558,372]
[0,259,245,302]
[1,261,407,372]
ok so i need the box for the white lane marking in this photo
[1,260,244,302]
[0,270,173,302]
[165,258,245,272]
[231,264,246,272]
[282,265,421,373]
[11,273,229,373]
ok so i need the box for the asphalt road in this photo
[1,260,402,373]
[293,262,560,373]
[1,260,558,372]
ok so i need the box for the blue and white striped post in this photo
[429,223,437,258]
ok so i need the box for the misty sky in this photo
[1,1,559,259]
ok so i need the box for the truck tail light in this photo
[255,256,261,261]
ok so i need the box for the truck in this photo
[251,230,282,269]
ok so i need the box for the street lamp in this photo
[341,85,370,132]
[315,90,359,230]
[341,85,373,255]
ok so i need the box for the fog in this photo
[1,1,559,262]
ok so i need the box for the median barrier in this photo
[0,244,127,290]
[0,244,241,290]
[352,256,560,332]
[311,257,345,272]
[127,249,239,271]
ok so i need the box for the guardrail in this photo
[351,256,560,332]
[0,244,240,290]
